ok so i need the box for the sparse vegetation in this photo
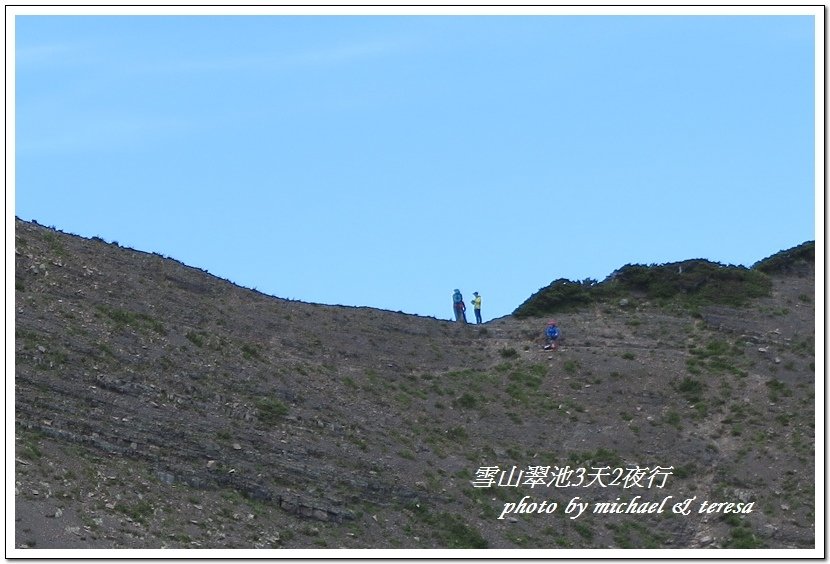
[96,305,166,335]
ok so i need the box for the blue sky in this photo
[12,8,820,321]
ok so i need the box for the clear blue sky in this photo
[12,8,819,321]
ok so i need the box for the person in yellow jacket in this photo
[471,292,482,324]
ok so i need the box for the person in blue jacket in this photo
[452,289,467,323]
[544,320,560,350]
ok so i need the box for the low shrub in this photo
[256,397,288,425]
[514,259,775,317]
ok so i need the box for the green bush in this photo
[500,347,518,359]
[753,241,814,275]
[514,278,596,317]
[453,393,478,409]
[186,332,205,347]
[256,397,288,425]
[687,339,745,376]
[508,368,543,389]
[612,260,771,307]
[677,377,704,400]
[724,525,764,548]
[96,305,166,335]
[445,426,468,442]
[115,500,154,524]
[241,343,263,360]
[413,508,488,549]
[568,447,622,467]
[434,512,487,548]
[513,259,774,317]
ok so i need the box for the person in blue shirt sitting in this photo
[544,320,560,350]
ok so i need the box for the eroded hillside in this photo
[14,219,816,551]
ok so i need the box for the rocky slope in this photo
[13,218,816,551]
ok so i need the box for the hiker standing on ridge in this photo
[471,292,482,324]
[543,320,560,350]
[452,289,467,323]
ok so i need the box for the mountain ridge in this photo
[15,216,814,320]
